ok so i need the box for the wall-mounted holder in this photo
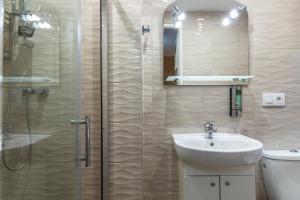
[142,25,150,35]
[230,86,242,117]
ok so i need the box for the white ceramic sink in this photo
[173,133,263,168]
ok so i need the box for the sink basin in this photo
[173,133,263,168]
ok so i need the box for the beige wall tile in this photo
[143,153,179,193]
[253,48,300,84]
[81,2,101,44]
[107,2,142,46]
[108,44,142,83]
[252,0,300,49]
[109,83,142,123]
[109,163,143,200]
[109,123,143,163]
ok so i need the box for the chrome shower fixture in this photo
[19,23,35,37]
[142,25,150,35]
[11,9,37,38]
[238,5,247,13]
[22,87,50,97]
[170,5,186,28]
[12,9,32,17]
[222,4,247,26]
[12,9,41,22]
[171,5,186,21]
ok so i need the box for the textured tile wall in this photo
[107,0,143,199]
[107,0,300,200]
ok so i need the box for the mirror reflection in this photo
[163,0,250,85]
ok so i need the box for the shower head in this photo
[19,23,35,38]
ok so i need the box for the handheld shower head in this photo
[18,23,35,38]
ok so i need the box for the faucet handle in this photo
[202,120,214,124]
[202,121,216,132]
[202,121,215,126]
[213,127,218,132]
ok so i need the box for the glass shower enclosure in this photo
[0,0,84,199]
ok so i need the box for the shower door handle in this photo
[83,116,91,167]
[70,116,91,167]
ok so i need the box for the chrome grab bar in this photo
[70,116,91,167]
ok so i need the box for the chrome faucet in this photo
[203,121,217,139]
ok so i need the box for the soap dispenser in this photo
[230,86,242,117]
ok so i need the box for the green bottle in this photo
[235,87,242,110]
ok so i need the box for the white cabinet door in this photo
[221,176,255,200]
[184,176,219,200]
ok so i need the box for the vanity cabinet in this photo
[221,176,255,200]
[184,175,255,200]
[184,176,219,200]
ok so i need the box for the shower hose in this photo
[2,9,32,171]
[2,88,33,171]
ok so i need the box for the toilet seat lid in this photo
[263,150,300,161]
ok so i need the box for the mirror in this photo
[163,0,251,85]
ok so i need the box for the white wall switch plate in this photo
[263,93,286,107]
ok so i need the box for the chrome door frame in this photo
[100,0,108,199]
[75,0,82,198]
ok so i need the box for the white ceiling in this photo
[172,0,241,12]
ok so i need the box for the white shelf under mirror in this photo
[165,76,254,85]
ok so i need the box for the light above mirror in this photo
[174,21,182,28]
[178,12,186,21]
[171,5,186,28]
[222,17,231,26]
[230,9,239,18]
[222,5,247,26]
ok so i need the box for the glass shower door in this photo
[0,0,84,199]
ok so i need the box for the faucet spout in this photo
[203,121,217,139]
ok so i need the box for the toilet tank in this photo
[262,150,300,200]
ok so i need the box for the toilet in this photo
[262,150,300,200]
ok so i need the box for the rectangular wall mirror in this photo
[163,0,251,86]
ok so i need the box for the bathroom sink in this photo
[173,133,263,168]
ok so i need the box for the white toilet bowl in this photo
[262,150,300,200]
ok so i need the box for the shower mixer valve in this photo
[22,87,49,97]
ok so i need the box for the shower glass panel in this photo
[0,0,82,199]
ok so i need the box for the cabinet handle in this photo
[210,182,216,187]
[225,181,230,186]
